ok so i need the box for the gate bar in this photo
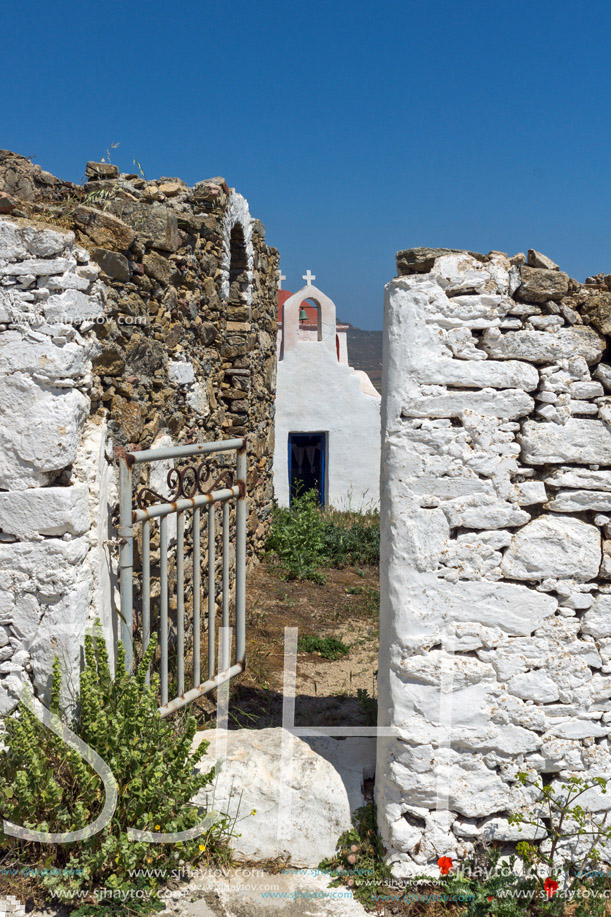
[236,444,247,666]
[177,511,185,697]
[208,505,216,680]
[193,506,201,687]
[126,438,245,464]
[142,520,151,685]
[133,486,239,523]
[160,516,169,706]
[118,455,134,672]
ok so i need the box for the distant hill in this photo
[345,326,383,394]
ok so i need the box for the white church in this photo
[272,271,381,512]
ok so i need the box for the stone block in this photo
[401,388,534,420]
[521,418,611,465]
[3,257,71,277]
[545,490,611,512]
[85,161,119,180]
[143,250,172,284]
[481,327,604,364]
[582,595,611,639]
[415,358,538,391]
[191,728,357,866]
[92,247,130,281]
[0,374,89,489]
[44,287,104,323]
[0,485,89,536]
[527,249,559,271]
[74,205,136,250]
[396,247,463,275]
[501,515,601,582]
[168,360,195,385]
[579,291,611,335]
[0,331,90,381]
[515,265,569,302]
[106,200,179,252]
[443,495,530,530]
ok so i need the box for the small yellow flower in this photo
[251,809,257,816]
[199,844,206,851]
[155,825,161,831]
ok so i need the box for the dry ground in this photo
[192,559,380,729]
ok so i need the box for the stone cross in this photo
[302,270,316,286]
[277,270,286,289]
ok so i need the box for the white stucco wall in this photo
[376,249,611,876]
[0,216,115,713]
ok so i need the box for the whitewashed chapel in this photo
[273,271,381,511]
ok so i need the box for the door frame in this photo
[287,431,328,507]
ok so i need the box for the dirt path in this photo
[193,560,380,729]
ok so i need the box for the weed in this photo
[0,631,232,908]
[297,634,350,660]
[356,688,378,725]
[346,585,379,616]
[320,804,392,909]
[267,490,379,582]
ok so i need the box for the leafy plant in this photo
[0,631,232,910]
[441,774,611,916]
[297,634,350,660]
[267,490,327,581]
[508,772,611,914]
[267,490,379,582]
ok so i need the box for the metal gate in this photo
[117,438,246,716]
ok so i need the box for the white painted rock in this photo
[501,515,601,581]
[546,490,611,513]
[443,495,530,530]
[168,360,195,385]
[44,287,103,322]
[431,252,509,296]
[545,468,611,490]
[0,373,89,489]
[415,359,539,391]
[521,419,611,465]
[429,292,510,329]
[508,670,560,703]
[0,331,90,382]
[401,388,534,420]
[582,594,611,638]
[482,327,604,365]
[0,485,89,536]
[192,729,362,867]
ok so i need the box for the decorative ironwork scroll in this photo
[136,466,234,508]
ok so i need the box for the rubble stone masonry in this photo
[0,151,278,713]
[377,246,611,874]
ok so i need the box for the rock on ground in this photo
[192,729,373,867]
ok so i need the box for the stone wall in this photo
[377,246,611,875]
[0,152,279,713]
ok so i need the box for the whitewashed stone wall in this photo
[0,216,115,714]
[377,248,611,875]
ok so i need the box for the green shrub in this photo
[297,634,350,660]
[0,631,231,910]
[267,490,380,582]
[320,511,380,568]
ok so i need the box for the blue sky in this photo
[3,0,611,329]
